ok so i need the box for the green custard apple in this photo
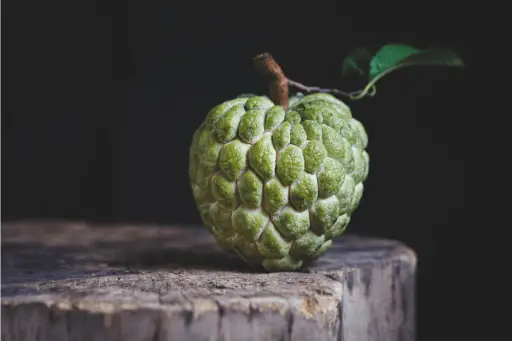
[189,92,369,271]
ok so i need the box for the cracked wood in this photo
[1,222,416,341]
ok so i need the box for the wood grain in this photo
[1,221,416,341]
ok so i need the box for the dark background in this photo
[2,1,470,340]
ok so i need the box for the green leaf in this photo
[390,48,465,69]
[341,47,373,77]
[369,44,465,80]
[348,44,465,100]
[369,44,421,80]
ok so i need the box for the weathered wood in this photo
[1,222,416,341]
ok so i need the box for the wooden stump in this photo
[1,222,416,341]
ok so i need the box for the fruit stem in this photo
[287,79,377,100]
[253,53,376,104]
[253,53,289,110]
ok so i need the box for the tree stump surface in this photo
[1,222,416,341]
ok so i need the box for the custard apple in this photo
[189,92,369,271]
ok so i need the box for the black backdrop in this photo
[3,1,470,340]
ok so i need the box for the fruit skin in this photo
[189,92,369,272]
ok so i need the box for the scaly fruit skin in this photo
[189,93,369,272]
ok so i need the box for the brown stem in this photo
[253,53,289,110]
[253,53,375,105]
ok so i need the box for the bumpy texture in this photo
[189,93,369,272]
